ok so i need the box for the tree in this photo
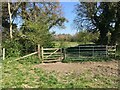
[53,34,73,42]
[110,2,120,45]
[74,2,120,45]
[74,30,99,44]
[20,2,66,47]
[2,2,66,56]
[2,2,22,40]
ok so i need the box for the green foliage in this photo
[74,2,120,45]
[75,30,99,44]
[2,2,66,58]
[18,55,41,64]
[53,34,73,42]
[59,40,65,48]
[2,39,22,57]
[21,18,53,46]
[19,2,66,47]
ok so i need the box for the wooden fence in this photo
[41,47,63,62]
[11,45,63,63]
[2,45,116,62]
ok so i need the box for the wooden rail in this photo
[42,47,63,62]
[15,52,38,60]
[44,48,60,59]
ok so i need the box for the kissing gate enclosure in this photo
[7,44,116,62]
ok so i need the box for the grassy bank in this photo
[1,57,119,88]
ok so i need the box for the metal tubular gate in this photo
[64,45,116,60]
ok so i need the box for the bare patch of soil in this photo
[33,60,119,77]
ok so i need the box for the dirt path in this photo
[33,60,119,76]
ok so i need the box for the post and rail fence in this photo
[2,45,117,62]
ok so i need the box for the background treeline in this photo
[53,30,99,44]
[1,2,120,58]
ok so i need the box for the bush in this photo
[2,39,22,58]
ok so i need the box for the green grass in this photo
[53,41,94,48]
[2,57,119,88]
[53,41,79,48]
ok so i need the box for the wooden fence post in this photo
[61,48,62,60]
[38,44,41,60]
[79,46,80,57]
[93,46,94,58]
[64,48,66,60]
[3,48,5,60]
[115,45,116,58]
[41,47,44,63]
[106,45,108,57]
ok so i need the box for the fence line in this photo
[2,45,116,62]
[64,45,116,60]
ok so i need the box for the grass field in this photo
[53,41,79,48]
[53,41,94,48]
[1,57,119,88]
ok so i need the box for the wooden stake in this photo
[93,46,94,58]
[41,47,44,63]
[38,44,40,60]
[3,48,5,60]
[64,48,66,60]
[60,48,62,60]
[115,45,117,58]
[106,45,108,57]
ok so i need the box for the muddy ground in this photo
[33,60,119,77]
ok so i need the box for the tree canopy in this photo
[2,2,67,56]
[74,2,120,45]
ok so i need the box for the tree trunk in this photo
[97,24,108,45]
[8,2,12,39]
[99,30,108,45]
[110,3,120,45]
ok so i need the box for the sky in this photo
[50,2,79,35]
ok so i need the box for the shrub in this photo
[2,39,22,58]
